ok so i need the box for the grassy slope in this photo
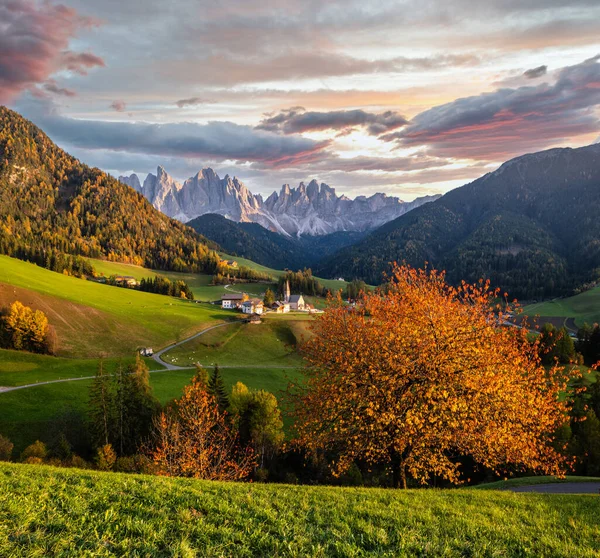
[0,349,160,387]
[1,463,599,557]
[89,257,272,301]
[0,361,299,453]
[0,255,232,356]
[162,319,311,368]
[475,475,600,490]
[219,251,352,292]
[523,284,600,328]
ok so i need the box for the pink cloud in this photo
[110,100,127,112]
[0,0,103,103]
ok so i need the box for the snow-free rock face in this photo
[119,167,440,236]
[118,173,142,193]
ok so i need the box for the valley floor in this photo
[1,463,599,557]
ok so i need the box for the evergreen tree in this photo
[263,288,275,307]
[208,365,229,414]
[88,359,113,447]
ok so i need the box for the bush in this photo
[95,444,117,471]
[0,434,14,461]
[21,440,48,463]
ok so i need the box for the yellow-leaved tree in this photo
[2,301,52,353]
[291,264,578,487]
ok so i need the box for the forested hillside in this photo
[188,213,366,270]
[318,144,600,299]
[0,107,220,273]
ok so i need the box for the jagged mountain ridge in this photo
[119,167,440,236]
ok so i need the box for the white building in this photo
[221,293,244,309]
[241,298,264,314]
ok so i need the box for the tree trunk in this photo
[391,448,408,489]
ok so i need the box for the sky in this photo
[2,0,600,200]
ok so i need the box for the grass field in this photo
[0,256,233,356]
[0,361,300,453]
[0,349,160,387]
[475,475,600,490]
[219,251,353,292]
[523,285,600,329]
[162,319,311,368]
[1,463,599,557]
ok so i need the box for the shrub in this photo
[21,440,48,463]
[0,434,14,461]
[95,444,117,471]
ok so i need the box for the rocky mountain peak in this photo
[118,166,440,236]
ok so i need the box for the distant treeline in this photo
[4,247,95,278]
[277,269,327,297]
[212,265,272,285]
[106,275,196,300]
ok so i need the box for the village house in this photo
[115,275,138,287]
[221,293,245,309]
[241,298,264,315]
[288,294,306,311]
[272,301,290,313]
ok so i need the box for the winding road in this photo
[151,322,233,371]
[0,319,297,393]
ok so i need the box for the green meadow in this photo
[161,319,311,368]
[0,354,299,453]
[1,462,599,557]
[0,255,233,356]
[524,284,600,328]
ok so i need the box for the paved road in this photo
[509,483,600,494]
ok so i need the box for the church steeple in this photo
[284,280,291,303]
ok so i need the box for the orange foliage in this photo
[150,371,255,481]
[291,263,578,487]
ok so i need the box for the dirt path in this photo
[508,483,600,494]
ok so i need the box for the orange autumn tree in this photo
[291,263,578,488]
[150,370,255,481]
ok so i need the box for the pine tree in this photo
[208,365,229,414]
[88,359,113,447]
[263,288,275,307]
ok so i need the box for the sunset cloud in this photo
[110,100,127,112]
[20,100,329,168]
[257,108,409,136]
[387,56,600,159]
[0,0,102,103]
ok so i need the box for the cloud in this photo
[257,107,409,136]
[523,65,547,79]
[159,52,482,88]
[386,56,600,159]
[175,97,215,108]
[20,99,329,169]
[59,51,105,75]
[110,100,127,112]
[0,0,102,103]
[42,79,76,97]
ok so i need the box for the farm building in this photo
[242,298,264,314]
[221,293,245,309]
[115,275,138,287]
[272,301,290,313]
